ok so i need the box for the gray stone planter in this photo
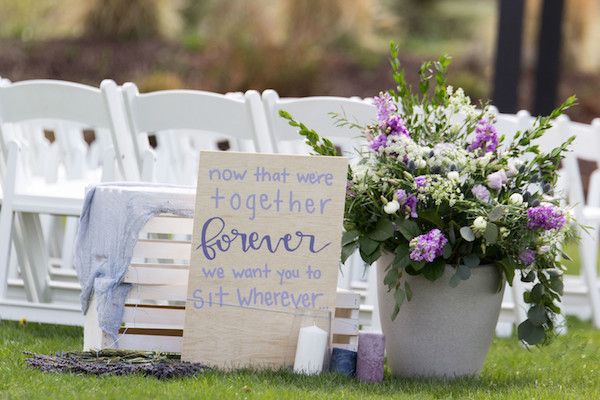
[376,252,504,379]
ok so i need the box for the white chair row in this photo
[0,78,376,327]
[0,78,598,337]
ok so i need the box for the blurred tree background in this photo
[0,0,598,121]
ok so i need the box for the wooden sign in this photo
[182,151,348,368]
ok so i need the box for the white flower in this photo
[415,159,427,169]
[509,193,524,205]
[538,245,551,254]
[384,200,400,214]
[500,227,510,238]
[506,158,523,177]
[447,171,460,181]
[477,153,492,167]
[473,216,487,230]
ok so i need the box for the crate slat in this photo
[140,215,194,236]
[132,240,191,260]
[124,266,189,285]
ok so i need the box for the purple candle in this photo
[356,332,385,382]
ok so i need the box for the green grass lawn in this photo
[1,319,599,399]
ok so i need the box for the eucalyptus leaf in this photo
[342,230,359,246]
[383,268,399,288]
[360,245,382,265]
[449,272,462,288]
[341,241,358,264]
[394,288,406,308]
[484,223,499,244]
[391,304,400,320]
[521,270,536,283]
[462,254,480,268]
[423,258,445,281]
[518,319,545,345]
[448,224,456,244]
[359,236,379,256]
[368,219,395,241]
[457,263,471,279]
[527,304,547,326]
[549,277,564,295]
[530,283,545,302]
[442,243,452,259]
[397,219,421,240]
[488,206,505,222]
[404,281,413,301]
[459,226,475,242]
[410,260,427,271]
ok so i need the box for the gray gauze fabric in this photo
[74,182,195,342]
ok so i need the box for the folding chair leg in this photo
[18,213,51,303]
[60,217,78,270]
[511,276,528,325]
[0,204,15,298]
[580,228,600,328]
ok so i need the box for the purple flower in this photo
[396,189,418,218]
[405,195,418,218]
[468,119,499,153]
[487,170,507,190]
[409,228,448,262]
[527,205,566,230]
[346,180,356,198]
[385,115,410,137]
[471,184,490,203]
[369,133,388,152]
[519,249,536,266]
[373,92,396,124]
[415,176,427,189]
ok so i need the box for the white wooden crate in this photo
[83,214,360,353]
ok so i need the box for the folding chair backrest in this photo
[262,89,375,158]
[558,116,600,209]
[490,108,535,147]
[0,79,139,182]
[122,83,272,184]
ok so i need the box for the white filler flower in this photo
[384,200,400,214]
[509,193,524,205]
[473,216,488,230]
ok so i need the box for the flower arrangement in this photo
[280,44,577,345]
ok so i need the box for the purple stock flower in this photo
[471,184,490,203]
[487,170,508,190]
[409,228,448,262]
[527,205,566,230]
[373,92,396,123]
[468,118,499,153]
[369,133,388,152]
[396,189,418,218]
[519,249,536,266]
[415,176,427,189]
[346,180,356,198]
[385,115,410,136]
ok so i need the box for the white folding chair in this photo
[261,89,380,330]
[560,116,600,328]
[0,79,138,324]
[262,89,373,160]
[121,83,272,184]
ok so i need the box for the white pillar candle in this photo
[293,325,328,375]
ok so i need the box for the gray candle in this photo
[356,332,385,382]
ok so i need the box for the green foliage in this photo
[278,110,337,157]
[284,42,579,346]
